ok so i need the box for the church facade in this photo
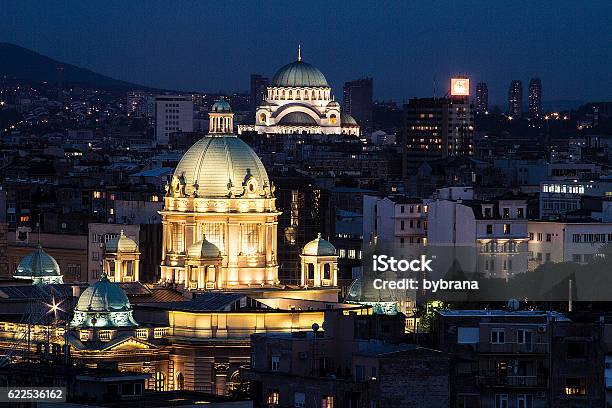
[238,47,360,136]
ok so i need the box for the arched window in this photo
[297,90,301,99]
[155,372,165,391]
[311,90,315,100]
[281,90,285,99]
[323,264,331,280]
[288,90,293,99]
[176,372,184,390]
[329,114,337,125]
[228,370,241,393]
[307,263,315,280]
[259,113,266,123]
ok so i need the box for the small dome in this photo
[76,274,132,312]
[271,60,329,88]
[278,111,317,126]
[211,99,231,113]
[341,112,358,126]
[71,273,138,328]
[14,245,63,284]
[105,230,138,253]
[187,236,221,259]
[173,135,270,197]
[303,233,336,256]
[327,100,340,108]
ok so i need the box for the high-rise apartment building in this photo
[475,82,489,114]
[343,77,373,134]
[528,77,542,117]
[154,95,194,146]
[402,97,474,173]
[250,74,269,111]
[508,80,523,118]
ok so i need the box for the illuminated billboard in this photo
[450,78,470,96]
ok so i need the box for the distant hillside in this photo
[0,42,147,90]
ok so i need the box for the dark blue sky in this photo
[1,1,611,105]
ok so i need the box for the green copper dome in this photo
[303,233,336,256]
[271,60,329,88]
[70,273,138,328]
[174,135,270,198]
[14,245,63,284]
[187,236,222,259]
[211,99,231,112]
[341,112,358,126]
[279,111,317,125]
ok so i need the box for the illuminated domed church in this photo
[161,100,335,293]
[238,47,360,136]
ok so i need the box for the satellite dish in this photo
[311,323,320,332]
[507,299,520,311]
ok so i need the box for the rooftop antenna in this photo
[298,44,302,62]
[37,213,41,245]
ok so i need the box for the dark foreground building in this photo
[246,309,450,408]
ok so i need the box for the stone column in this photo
[227,221,240,285]
[114,259,121,282]
[134,259,140,282]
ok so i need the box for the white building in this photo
[238,47,359,137]
[154,95,194,146]
[426,191,529,279]
[539,179,612,220]
[528,221,612,268]
[363,195,426,248]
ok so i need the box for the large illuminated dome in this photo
[14,245,63,284]
[271,60,329,88]
[173,136,270,198]
[70,273,138,328]
[161,100,280,290]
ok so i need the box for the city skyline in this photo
[1,1,610,105]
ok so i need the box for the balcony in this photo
[477,375,547,388]
[478,342,549,354]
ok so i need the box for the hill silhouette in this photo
[0,42,148,90]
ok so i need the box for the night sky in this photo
[1,1,611,105]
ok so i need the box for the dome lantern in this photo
[209,98,234,134]
[104,230,140,283]
[300,234,338,288]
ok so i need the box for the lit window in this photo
[322,396,334,408]
[564,378,586,395]
[329,114,337,124]
[267,389,279,405]
[155,372,165,391]
[259,113,266,123]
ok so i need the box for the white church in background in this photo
[238,47,360,136]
